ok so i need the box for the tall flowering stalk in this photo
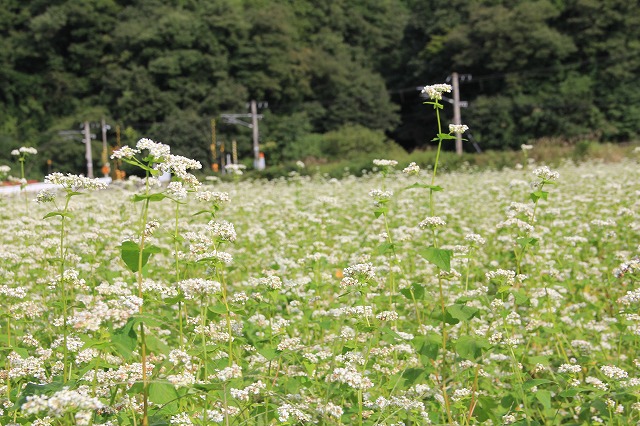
[11,146,37,213]
[111,138,202,426]
[39,173,107,382]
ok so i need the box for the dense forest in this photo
[1,0,639,172]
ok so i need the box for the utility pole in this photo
[210,119,218,172]
[101,117,110,177]
[220,100,266,169]
[83,121,94,178]
[452,72,463,155]
[250,100,259,168]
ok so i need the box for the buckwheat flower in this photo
[110,146,140,159]
[170,413,193,425]
[558,364,582,374]
[373,159,398,167]
[196,250,233,265]
[422,83,452,100]
[451,388,472,402]
[168,349,192,368]
[317,402,343,419]
[521,144,533,151]
[143,220,160,237]
[585,376,608,391]
[419,216,446,229]
[166,372,196,388]
[177,279,221,299]
[214,363,242,382]
[376,310,399,321]
[208,220,237,242]
[369,189,393,200]
[35,190,56,203]
[136,138,171,159]
[21,387,104,417]
[327,366,374,389]
[340,262,376,288]
[225,163,246,175]
[166,181,187,199]
[532,166,559,182]
[44,173,107,191]
[277,404,311,423]
[20,146,38,155]
[464,233,486,246]
[503,414,517,424]
[230,381,266,402]
[402,162,420,175]
[601,365,628,380]
[11,149,20,156]
[448,124,469,134]
[277,336,303,351]
[196,191,230,203]
[614,257,640,279]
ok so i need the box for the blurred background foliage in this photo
[0,0,638,175]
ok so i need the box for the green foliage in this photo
[0,0,639,171]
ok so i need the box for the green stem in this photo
[60,194,71,382]
[138,179,151,426]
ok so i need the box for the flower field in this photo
[1,152,639,425]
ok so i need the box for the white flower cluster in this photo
[177,278,222,299]
[11,146,38,156]
[532,166,560,182]
[614,257,640,279]
[208,220,237,242]
[421,84,452,100]
[448,124,469,134]
[110,146,139,159]
[196,191,230,203]
[600,365,628,380]
[558,364,582,374]
[166,181,188,199]
[214,363,242,382]
[44,173,107,191]
[21,387,104,417]
[376,310,399,321]
[373,159,398,167]
[402,162,420,175]
[0,285,27,298]
[35,189,56,203]
[277,403,312,423]
[340,262,376,288]
[485,269,516,285]
[230,380,266,402]
[225,164,247,175]
[618,288,640,306]
[327,366,374,389]
[369,189,393,200]
[277,336,303,351]
[251,275,282,290]
[464,233,486,246]
[418,216,446,229]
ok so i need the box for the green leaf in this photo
[258,347,279,361]
[530,190,548,203]
[523,379,553,390]
[148,381,180,413]
[377,242,395,255]
[455,335,489,360]
[534,390,551,410]
[133,193,168,203]
[417,335,441,361]
[404,183,443,191]
[419,247,452,271]
[516,237,538,248]
[373,206,387,218]
[436,132,456,140]
[43,211,73,220]
[400,283,425,301]
[120,241,161,273]
[446,304,479,322]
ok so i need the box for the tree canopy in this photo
[0,0,638,172]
